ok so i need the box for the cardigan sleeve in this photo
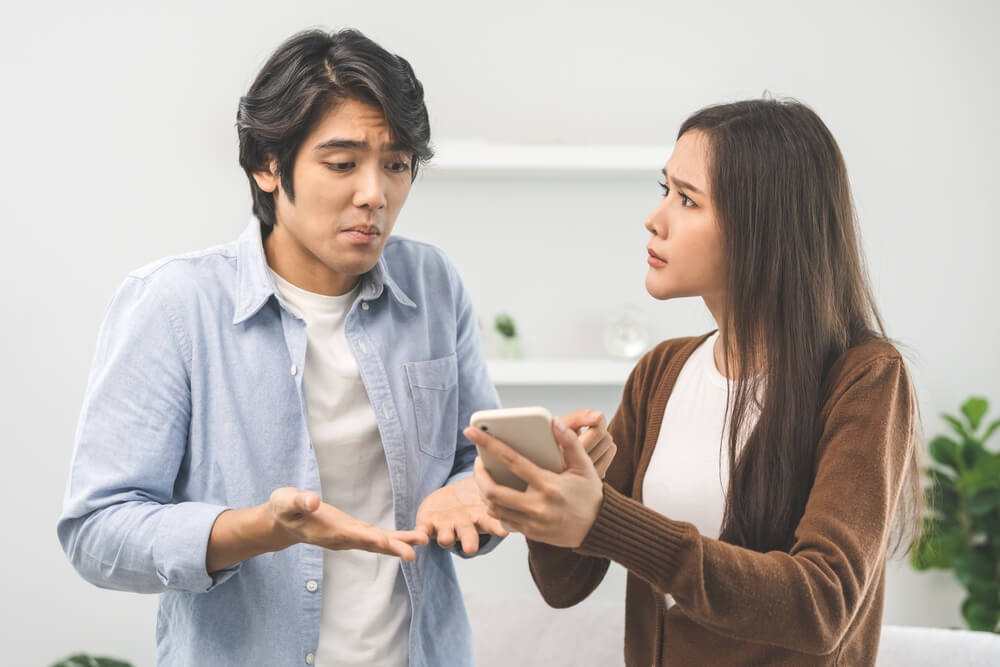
[525,359,645,608]
[574,353,915,655]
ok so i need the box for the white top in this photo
[271,270,410,667]
[641,331,759,608]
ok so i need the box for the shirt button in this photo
[305,653,315,665]
[290,364,298,376]
[305,580,318,592]
[361,302,370,311]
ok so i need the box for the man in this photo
[58,29,511,666]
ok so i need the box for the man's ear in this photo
[251,158,279,193]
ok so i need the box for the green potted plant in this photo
[51,655,133,667]
[494,313,521,359]
[911,396,1000,632]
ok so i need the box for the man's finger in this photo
[299,491,320,512]
[383,538,418,561]
[475,514,510,538]
[389,529,430,546]
[435,522,457,548]
[456,523,480,555]
[464,426,549,488]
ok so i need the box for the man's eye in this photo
[387,161,410,173]
[324,162,355,171]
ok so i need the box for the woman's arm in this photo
[575,354,914,654]
[523,369,643,607]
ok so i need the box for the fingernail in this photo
[555,419,567,432]
[588,410,601,420]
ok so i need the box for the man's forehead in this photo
[310,99,396,146]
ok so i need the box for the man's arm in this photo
[207,488,427,572]
[58,276,234,593]
[58,277,425,593]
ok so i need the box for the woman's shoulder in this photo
[820,337,911,410]
[830,337,905,380]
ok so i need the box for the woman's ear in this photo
[251,158,279,193]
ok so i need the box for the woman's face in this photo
[644,129,727,310]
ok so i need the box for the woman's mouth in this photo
[647,247,666,267]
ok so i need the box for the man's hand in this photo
[467,417,604,549]
[415,477,509,555]
[268,488,429,561]
[560,409,617,478]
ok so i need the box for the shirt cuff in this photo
[152,501,241,592]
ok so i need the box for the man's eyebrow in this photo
[661,169,704,195]
[313,138,410,153]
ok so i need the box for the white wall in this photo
[3,1,998,664]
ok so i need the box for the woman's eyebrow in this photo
[662,169,704,195]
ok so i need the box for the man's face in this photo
[255,98,414,295]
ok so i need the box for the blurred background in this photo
[2,1,997,664]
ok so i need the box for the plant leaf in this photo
[929,436,961,471]
[983,418,1000,445]
[962,440,988,469]
[954,547,997,591]
[968,489,1000,517]
[961,596,1000,632]
[910,522,964,570]
[962,397,989,432]
[943,414,972,442]
[962,452,1000,496]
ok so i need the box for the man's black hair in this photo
[237,29,432,231]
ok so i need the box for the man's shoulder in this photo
[128,241,238,288]
[119,241,240,314]
[383,235,451,267]
[382,236,458,287]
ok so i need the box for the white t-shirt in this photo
[271,270,410,667]
[641,331,759,608]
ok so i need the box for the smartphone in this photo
[470,406,565,491]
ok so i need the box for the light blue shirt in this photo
[58,219,502,666]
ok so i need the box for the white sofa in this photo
[465,595,1000,666]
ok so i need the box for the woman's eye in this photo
[658,181,669,198]
[680,193,695,207]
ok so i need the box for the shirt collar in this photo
[232,217,416,325]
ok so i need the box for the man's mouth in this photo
[342,226,381,243]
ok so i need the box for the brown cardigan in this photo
[527,334,915,666]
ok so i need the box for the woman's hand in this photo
[560,409,617,478]
[467,418,604,549]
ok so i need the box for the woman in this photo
[466,99,921,666]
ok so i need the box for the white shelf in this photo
[486,359,634,386]
[428,140,671,172]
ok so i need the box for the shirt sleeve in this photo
[57,275,239,594]
[573,354,915,655]
[443,255,503,557]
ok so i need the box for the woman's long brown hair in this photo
[678,99,921,555]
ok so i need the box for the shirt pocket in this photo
[404,354,459,460]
